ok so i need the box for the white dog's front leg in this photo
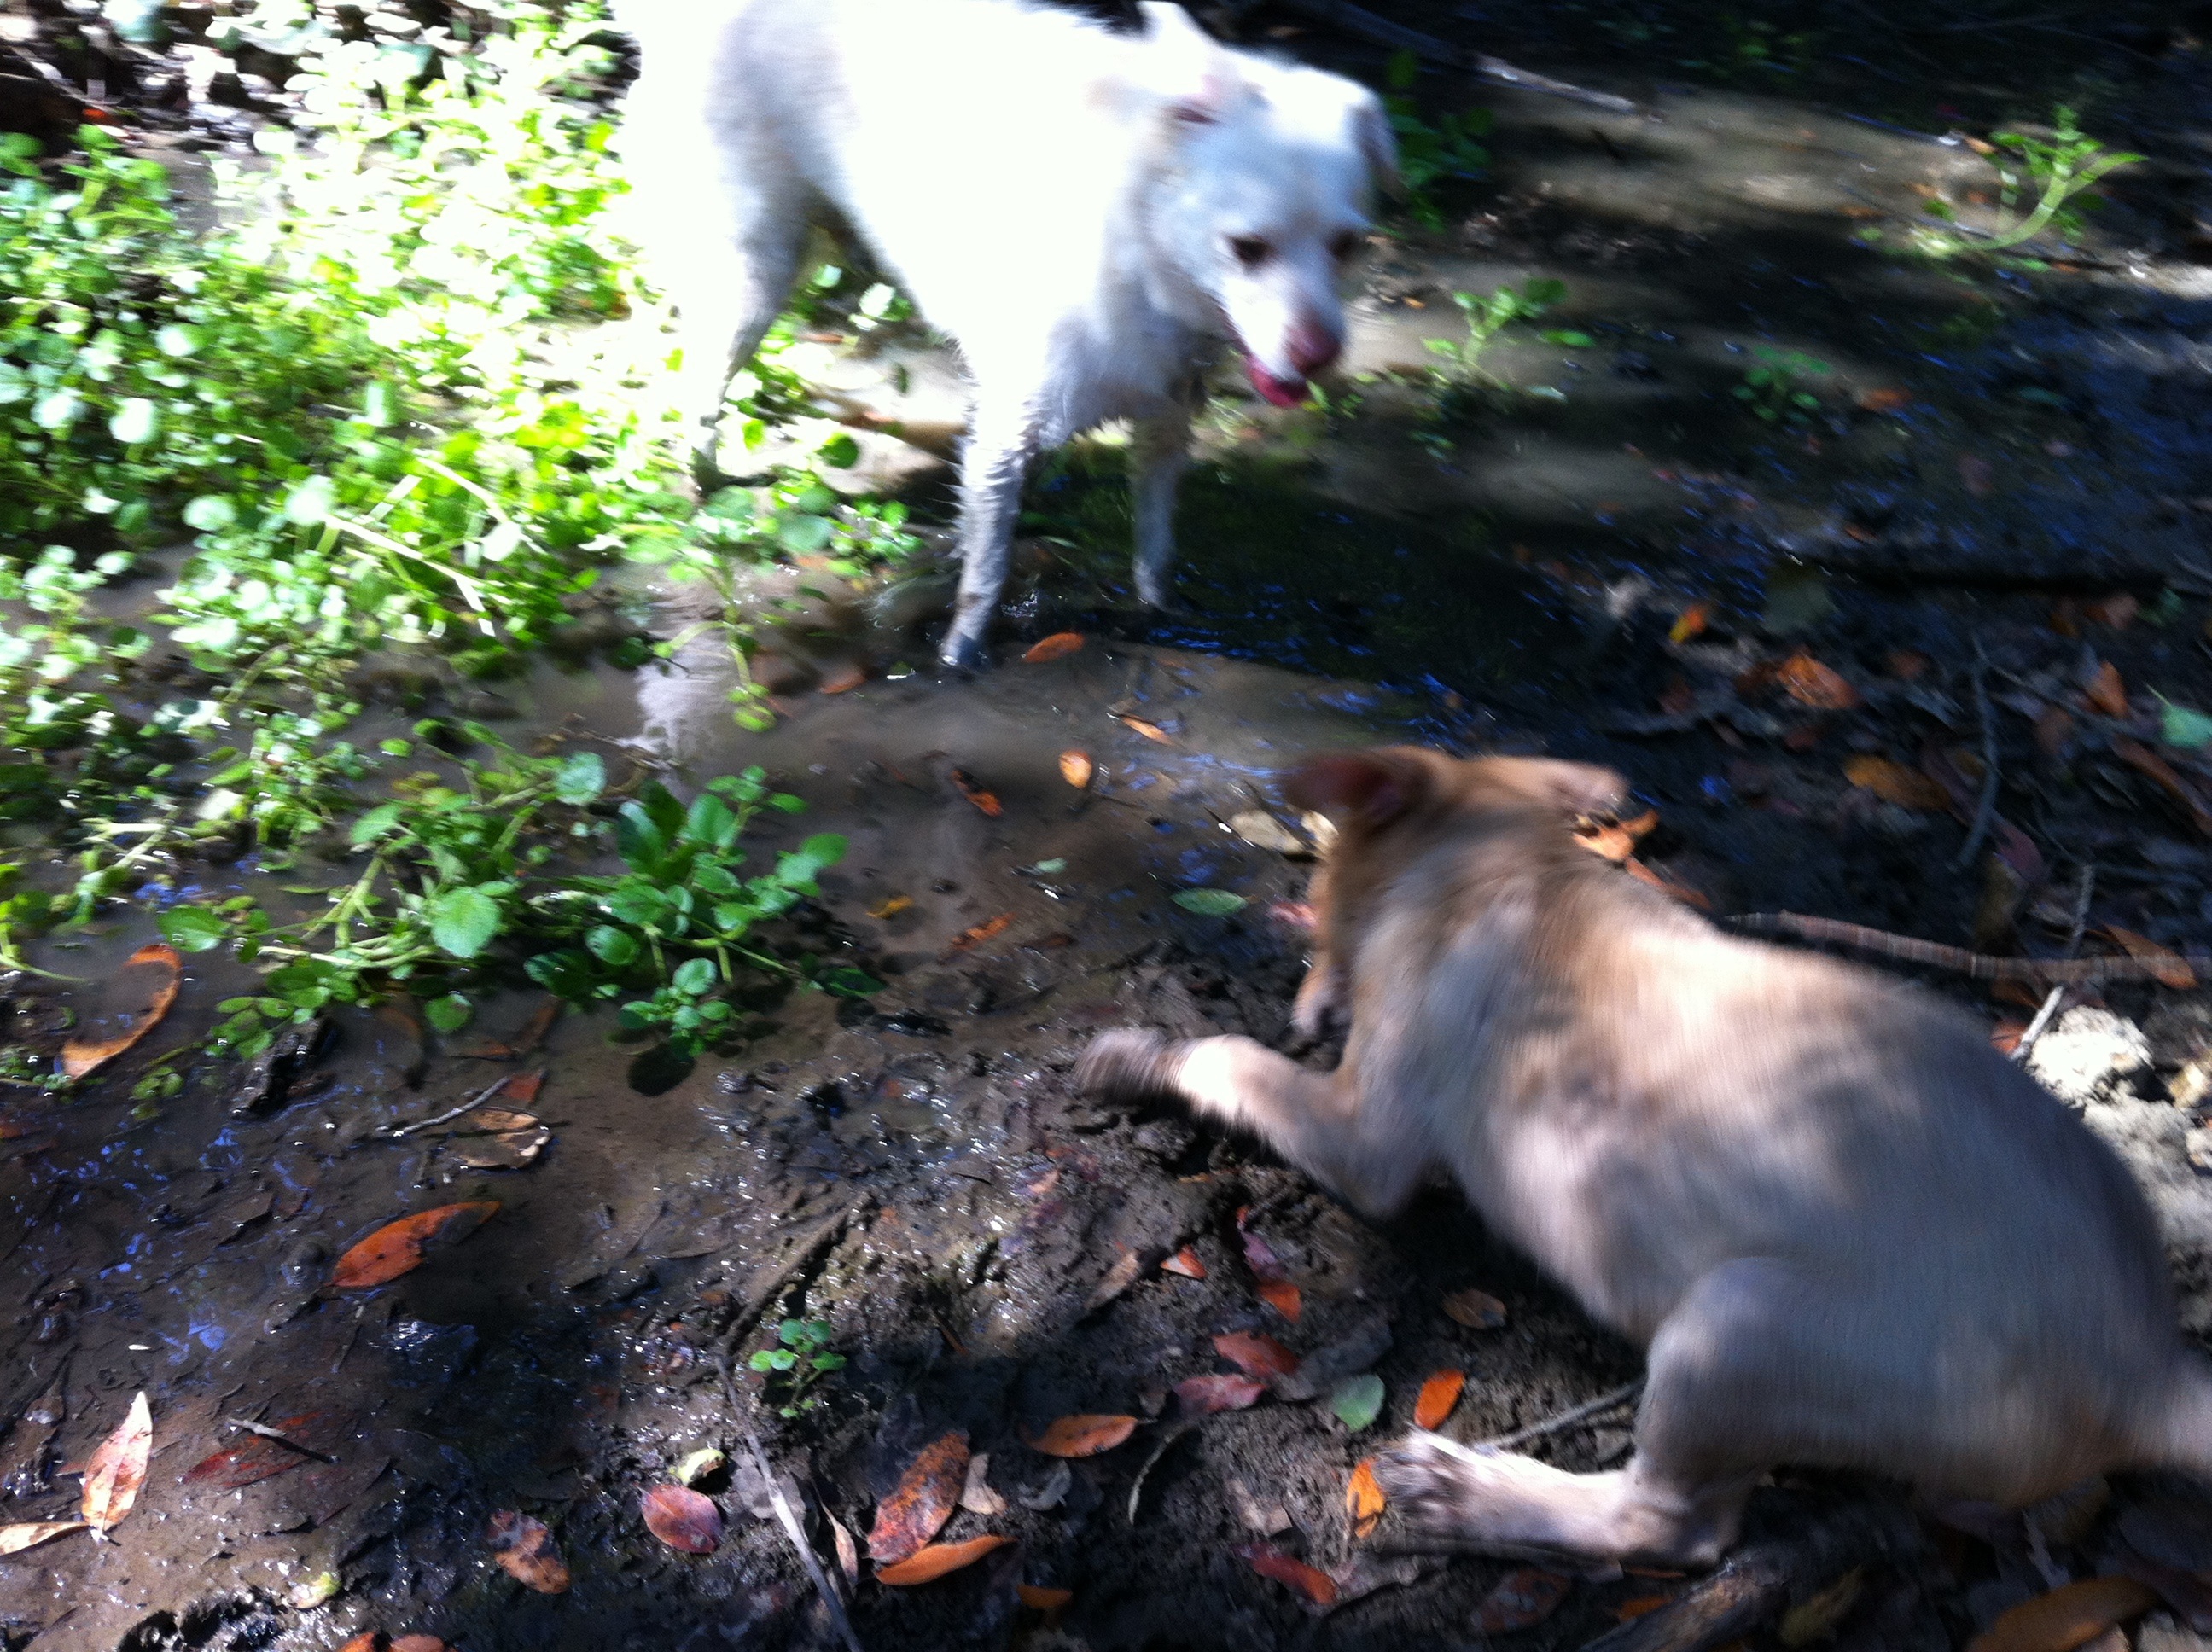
[940,406,1040,669]
[1129,408,1191,610]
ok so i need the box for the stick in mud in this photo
[742,1426,866,1652]
[1729,912,2209,982]
[374,1074,513,1140]
[1469,1378,1644,1452]
[219,1416,340,1464]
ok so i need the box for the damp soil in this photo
[7,0,2212,1649]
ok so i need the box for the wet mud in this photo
[8,0,2212,1647]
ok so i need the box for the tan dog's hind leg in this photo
[1078,1030,1428,1219]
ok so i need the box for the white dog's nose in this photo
[1288,319,1342,377]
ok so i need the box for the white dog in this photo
[614,0,1395,666]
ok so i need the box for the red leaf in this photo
[1025,1415,1138,1457]
[1213,1332,1300,1381]
[1237,1542,1338,1609]
[641,1484,723,1554]
[867,1431,969,1566]
[331,1201,499,1289]
[1174,1375,1265,1416]
[185,1412,350,1490]
[1256,1280,1302,1322]
[951,769,1003,817]
[1160,1246,1207,1279]
[1475,1568,1574,1633]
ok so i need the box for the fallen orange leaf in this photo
[1257,1280,1302,1322]
[1018,1585,1074,1611]
[82,1392,151,1535]
[951,768,1003,817]
[494,1069,544,1106]
[1855,387,1913,415]
[1059,749,1094,789]
[818,660,867,695]
[332,1201,499,1290]
[1022,632,1085,664]
[1966,1576,2157,1652]
[1844,754,1953,811]
[946,912,1015,953]
[61,943,181,1079]
[1237,1542,1338,1608]
[338,1637,379,1652]
[1026,1415,1138,1457]
[1441,1288,1506,1329]
[868,895,913,920]
[0,1521,87,1556]
[1161,1246,1207,1279]
[2085,660,2128,718]
[1213,1331,1300,1381]
[1415,1370,1466,1430]
[486,1509,570,1594]
[2104,927,2197,990]
[876,1533,1014,1585]
[185,1411,349,1489]
[1115,714,1176,746]
[868,1431,969,1566]
[1476,1568,1574,1632]
[1773,653,1860,711]
[641,1484,723,1554]
[1346,1459,1385,1539]
[1668,604,1709,645]
[1174,1374,1265,1416]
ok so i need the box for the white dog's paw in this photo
[1372,1432,1495,1545]
[1075,1029,1180,1102]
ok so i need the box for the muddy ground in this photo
[8,0,2212,1647]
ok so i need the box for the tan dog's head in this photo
[1285,747,1630,839]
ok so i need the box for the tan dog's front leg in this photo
[1078,1030,1425,1218]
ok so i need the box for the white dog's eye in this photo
[1228,236,1272,269]
[1329,230,1364,261]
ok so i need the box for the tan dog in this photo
[1080,746,2212,1569]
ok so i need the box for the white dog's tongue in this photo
[1245,358,1308,409]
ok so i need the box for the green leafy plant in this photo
[1869,107,2140,261]
[1381,50,1492,230]
[748,1317,845,1416]
[1733,345,1829,424]
[1424,278,1580,387]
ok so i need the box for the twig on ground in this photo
[1269,0,1638,112]
[2011,986,2069,1064]
[1470,1379,1644,1451]
[1729,911,2205,982]
[375,1075,510,1139]
[221,1416,340,1463]
[1953,640,2000,870]
[742,1426,865,1652]
[2013,862,2096,1064]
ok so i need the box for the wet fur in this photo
[1080,746,2212,1570]
[614,0,1393,666]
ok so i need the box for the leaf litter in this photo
[82,1391,151,1534]
[1415,1370,1466,1430]
[868,1430,969,1565]
[1025,1415,1138,1457]
[331,1201,499,1289]
[876,1533,1015,1585]
[641,1484,723,1555]
[1346,1459,1386,1539]
[486,1509,570,1594]
[61,943,180,1079]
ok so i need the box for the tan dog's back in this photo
[1081,746,2212,1568]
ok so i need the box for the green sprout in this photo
[748,1318,846,1416]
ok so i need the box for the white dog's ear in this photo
[1137,2,1244,128]
[1351,89,1403,197]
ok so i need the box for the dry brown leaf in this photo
[951,768,1003,817]
[1059,749,1094,789]
[2114,737,2212,836]
[1669,603,1709,644]
[1237,1543,1339,1609]
[1025,1415,1138,1457]
[868,895,913,920]
[61,943,181,1079]
[1174,1375,1266,1416]
[1257,1280,1302,1322]
[486,1510,571,1594]
[1018,1585,1074,1611]
[1844,754,1953,811]
[946,912,1015,954]
[1115,714,1176,746]
[1773,653,1861,710]
[1214,1331,1300,1381]
[876,1533,1014,1585]
[447,1108,548,1172]
[1475,1568,1575,1633]
[1965,1576,2157,1652]
[2104,927,2197,990]
[830,1514,859,1585]
[332,1201,499,1290]
[868,1431,969,1565]
[641,1484,723,1554]
[959,1453,1006,1518]
[0,1521,87,1556]
[1346,1459,1385,1539]
[82,1392,150,1534]
[1022,632,1085,664]
[1414,1370,1466,1430]
[1442,1288,1507,1329]
[1161,1246,1207,1279]
[2085,660,2129,718]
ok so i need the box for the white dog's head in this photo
[1133,3,1396,407]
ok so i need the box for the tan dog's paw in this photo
[1075,1028,1180,1102]
[1372,1432,1493,1545]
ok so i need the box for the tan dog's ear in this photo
[1479,757,1633,819]
[1284,747,1430,829]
